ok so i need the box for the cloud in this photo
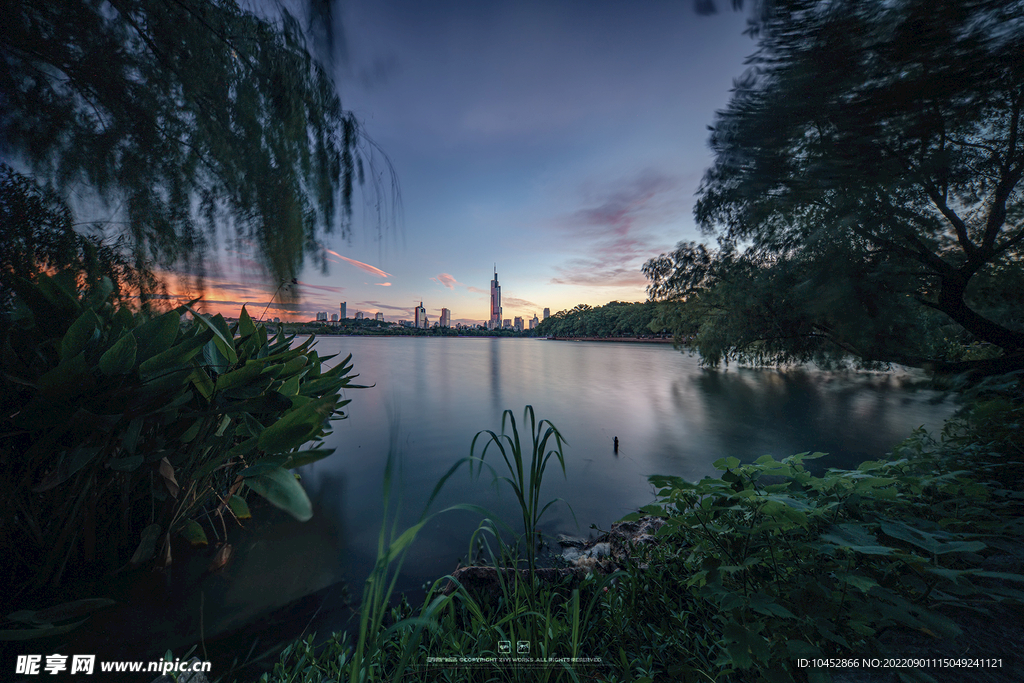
[325,249,391,278]
[357,300,412,312]
[296,281,344,294]
[466,286,488,294]
[432,273,461,289]
[502,296,537,309]
[375,282,392,286]
[549,169,684,287]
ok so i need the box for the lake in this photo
[290,336,955,633]
[54,336,957,670]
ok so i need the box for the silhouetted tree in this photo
[647,0,1024,371]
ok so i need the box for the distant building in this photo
[355,311,364,320]
[543,308,550,320]
[440,308,451,327]
[331,313,338,322]
[375,311,384,321]
[273,317,280,323]
[529,314,539,330]
[490,268,502,328]
[503,318,511,329]
[340,302,347,319]
[415,301,427,328]
[398,320,409,327]
[513,316,524,332]
[316,311,328,322]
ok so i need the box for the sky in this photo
[197,1,756,324]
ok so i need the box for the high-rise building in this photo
[490,268,502,328]
[440,308,451,327]
[543,308,550,320]
[513,316,524,332]
[340,302,347,319]
[415,301,427,329]
[331,313,338,322]
[503,318,511,329]
[355,311,364,320]
[529,314,539,330]
[375,311,384,321]
[316,311,328,322]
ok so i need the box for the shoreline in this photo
[545,336,676,343]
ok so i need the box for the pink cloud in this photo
[325,249,391,278]
[432,273,461,289]
[375,282,392,286]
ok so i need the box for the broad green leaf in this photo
[215,361,265,393]
[139,328,212,379]
[258,394,338,454]
[286,448,336,468]
[61,310,99,361]
[186,306,237,364]
[227,495,252,520]
[179,520,208,546]
[133,310,181,362]
[98,333,137,376]
[245,467,313,522]
[130,524,162,565]
[238,305,256,338]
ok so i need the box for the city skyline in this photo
[178,2,754,325]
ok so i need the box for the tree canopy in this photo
[646,0,1024,371]
[536,301,658,339]
[0,0,380,295]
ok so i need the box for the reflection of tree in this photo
[686,369,940,470]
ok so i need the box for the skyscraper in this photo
[543,308,550,320]
[415,301,426,329]
[340,302,347,319]
[514,316,524,332]
[440,308,451,327]
[490,267,502,328]
[530,314,539,330]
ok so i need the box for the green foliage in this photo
[535,301,658,339]
[620,396,1024,680]
[647,0,1024,370]
[471,406,571,574]
[0,0,396,289]
[256,384,1023,682]
[0,273,359,618]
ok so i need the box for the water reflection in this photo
[300,337,954,595]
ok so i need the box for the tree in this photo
[647,0,1024,371]
[0,0,389,296]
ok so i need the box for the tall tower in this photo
[340,302,347,319]
[490,267,502,329]
[415,301,426,329]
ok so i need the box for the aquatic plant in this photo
[0,271,359,635]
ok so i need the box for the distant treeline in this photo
[535,301,661,338]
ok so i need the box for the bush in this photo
[0,271,358,630]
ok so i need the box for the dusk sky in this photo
[197,1,755,324]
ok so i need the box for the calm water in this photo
[60,337,956,666]
[288,337,953,631]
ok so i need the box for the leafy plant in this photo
[0,271,360,628]
[470,405,572,573]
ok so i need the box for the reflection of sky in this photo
[180,2,754,323]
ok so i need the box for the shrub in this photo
[0,271,358,629]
